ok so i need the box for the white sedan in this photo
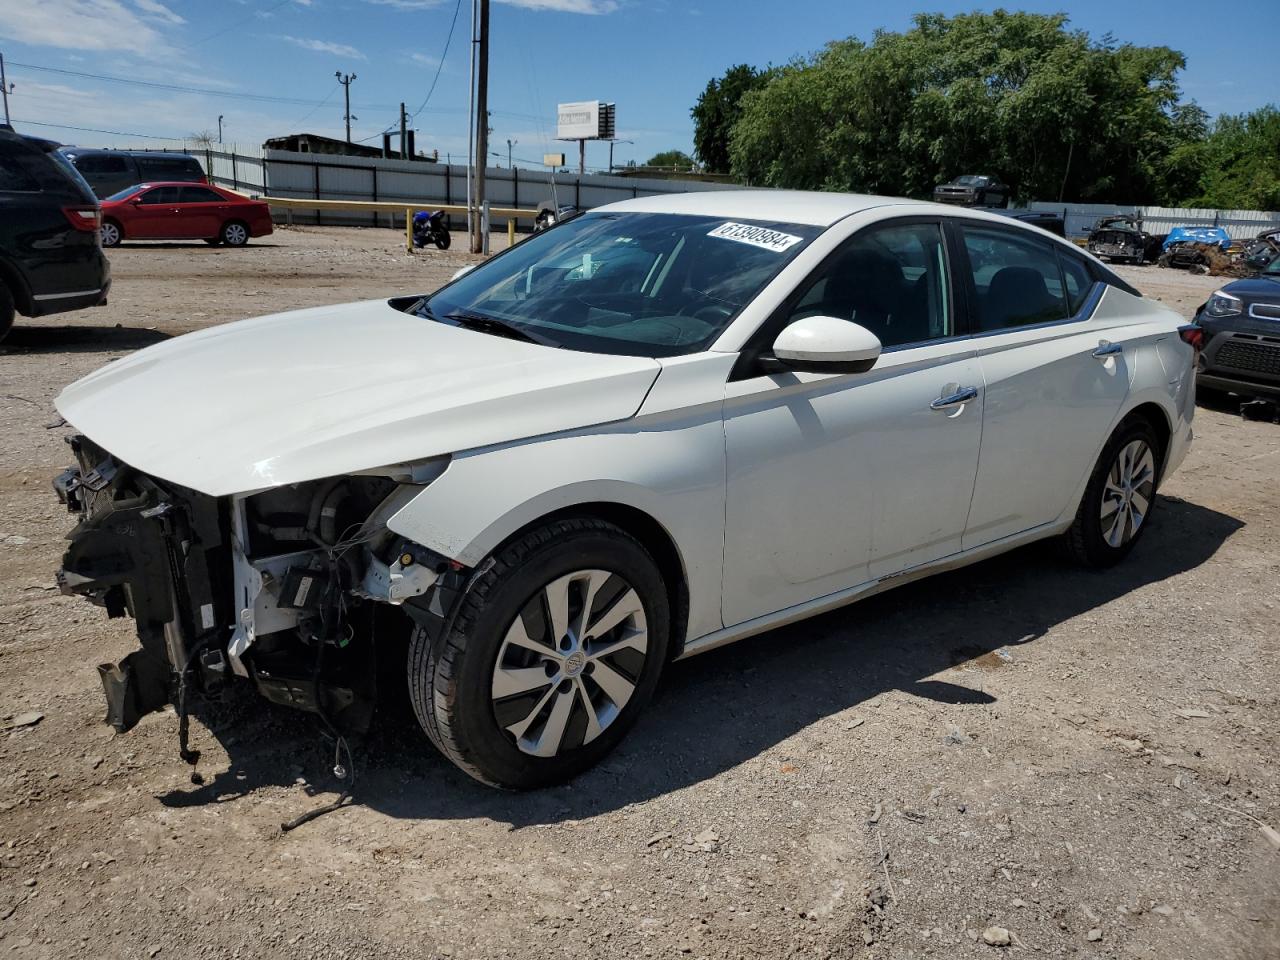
[53,191,1196,789]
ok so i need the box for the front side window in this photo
[138,186,181,205]
[962,226,1069,331]
[785,222,952,348]
[422,212,821,357]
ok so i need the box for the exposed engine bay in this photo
[53,433,459,745]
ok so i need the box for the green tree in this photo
[1182,106,1280,210]
[644,150,695,169]
[691,64,773,174]
[727,11,1211,204]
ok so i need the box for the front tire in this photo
[1065,418,1161,568]
[100,219,122,247]
[433,229,451,250]
[408,518,670,789]
[219,220,249,247]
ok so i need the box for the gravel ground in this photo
[0,229,1277,960]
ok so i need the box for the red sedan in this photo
[99,182,273,247]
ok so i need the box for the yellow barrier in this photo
[256,195,537,253]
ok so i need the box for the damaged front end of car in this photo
[54,433,460,747]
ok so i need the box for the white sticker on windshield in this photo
[707,221,803,253]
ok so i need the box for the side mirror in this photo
[451,265,475,281]
[770,315,882,374]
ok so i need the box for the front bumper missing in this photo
[54,437,230,733]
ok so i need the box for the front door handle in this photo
[930,386,979,410]
[1093,341,1123,358]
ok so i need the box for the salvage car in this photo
[1193,257,1280,400]
[99,182,273,247]
[1159,226,1232,271]
[1086,215,1165,264]
[52,191,1196,789]
[932,174,1009,207]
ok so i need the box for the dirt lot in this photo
[1,228,1277,960]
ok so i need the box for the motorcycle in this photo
[412,210,451,250]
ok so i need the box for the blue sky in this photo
[1,0,1276,169]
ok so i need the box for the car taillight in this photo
[62,206,101,232]
[1178,324,1204,353]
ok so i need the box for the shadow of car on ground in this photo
[157,494,1243,827]
[0,324,173,355]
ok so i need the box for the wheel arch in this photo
[1121,400,1173,475]
[471,498,692,659]
[0,256,34,316]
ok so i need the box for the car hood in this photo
[55,299,662,496]
[1221,275,1280,300]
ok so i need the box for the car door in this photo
[127,186,183,238]
[956,222,1130,549]
[721,218,984,627]
[176,185,226,238]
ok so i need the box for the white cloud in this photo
[367,0,445,8]
[282,35,366,59]
[132,0,185,25]
[409,51,440,66]
[0,0,169,52]
[496,0,619,12]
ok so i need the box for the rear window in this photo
[136,156,203,179]
[0,151,40,192]
[42,149,97,200]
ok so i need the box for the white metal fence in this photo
[1030,202,1280,240]
[115,142,1280,240]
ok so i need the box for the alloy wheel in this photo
[1100,438,1155,548]
[491,568,648,758]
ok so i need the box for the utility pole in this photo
[466,0,476,244]
[471,0,489,254]
[506,137,516,169]
[0,53,12,127]
[335,70,357,142]
[217,114,224,143]
[608,139,633,173]
[399,102,408,159]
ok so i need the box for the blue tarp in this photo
[1163,226,1232,251]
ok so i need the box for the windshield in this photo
[422,212,821,357]
[105,185,145,201]
[954,175,988,186]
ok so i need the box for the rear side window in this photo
[1057,251,1094,315]
[179,186,223,203]
[786,222,952,348]
[75,154,130,174]
[137,156,202,179]
[961,226,1068,331]
[0,152,40,192]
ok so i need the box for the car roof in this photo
[125,182,225,190]
[58,147,198,160]
[592,189,935,227]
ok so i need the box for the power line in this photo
[10,61,324,106]
[11,118,181,140]
[181,0,297,49]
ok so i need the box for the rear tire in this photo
[0,282,13,343]
[100,219,122,247]
[1064,418,1162,568]
[434,230,451,250]
[408,518,669,789]
[219,220,249,247]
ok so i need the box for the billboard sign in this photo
[557,101,616,141]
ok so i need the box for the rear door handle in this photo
[930,386,979,410]
[1093,341,1123,358]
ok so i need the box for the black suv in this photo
[1193,258,1280,400]
[57,147,206,199]
[0,127,111,342]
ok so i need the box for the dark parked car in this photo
[1086,216,1165,265]
[988,208,1065,237]
[933,174,1009,208]
[1193,259,1280,400]
[0,127,110,342]
[57,147,207,199]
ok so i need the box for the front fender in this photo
[385,409,729,641]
